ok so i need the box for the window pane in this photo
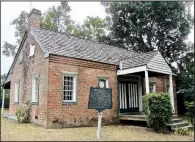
[14,82,19,102]
[63,75,76,101]
[70,96,72,100]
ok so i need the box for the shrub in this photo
[143,93,172,133]
[175,127,191,136]
[184,101,194,125]
[15,100,31,123]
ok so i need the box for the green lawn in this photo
[1,117,194,141]
[1,108,9,115]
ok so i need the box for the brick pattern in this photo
[46,55,119,128]
[28,14,41,29]
[9,33,49,126]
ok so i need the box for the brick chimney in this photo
[28,8,41,29]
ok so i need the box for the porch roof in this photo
[117,52,175,76]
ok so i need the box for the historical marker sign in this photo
[88,86,112,140]
[88,87,112,111]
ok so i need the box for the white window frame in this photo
[29,44,35,57]
[14,81,19,103]
[62,72,77,103]
[98,76,109,88]
[19,51,23,63]
[32,75,39,103]
[149,82,156,93]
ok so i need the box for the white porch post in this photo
[145,70,150,94]
[1,88,5,113]
[169,74,175,113]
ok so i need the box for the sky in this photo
[1,2,194,75]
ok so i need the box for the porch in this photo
[117,52,176,116]
[119,113,146,121]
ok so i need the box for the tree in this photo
[176,42,194,101]
[11,11,29,44]
[1,73,7,86]
[102,1,193,66]
[1,42,17,57]
[67,16,106,40]
[2,2,72,57]
[41,1,73,32]
[2,11,28,58]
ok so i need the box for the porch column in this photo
[169,74,175,113]
[1,88,5,113]
[145,70,150,94]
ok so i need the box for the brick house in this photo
[2,9,177,128]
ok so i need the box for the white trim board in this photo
[117,65,147,75]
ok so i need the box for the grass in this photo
[1,108,9,115]
[1,117,194,141]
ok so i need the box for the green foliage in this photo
[10,11,28,43]
[1,73,7,85]
[184,101,194,125]
[143,93,172,133]
[103,1,193,66]
[15,100,31,123]
[67,16,106,40]
[2,2,72,58]
[142,93,150,116]
[41,2,73,32]
[176,43,194,102]
[1,42,17,57]
[175,127,191,136]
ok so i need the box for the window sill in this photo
[62,101,77,105]
[14,102,19,104]
[31,102,39,105]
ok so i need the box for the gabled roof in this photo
[121,51,158,69]
[30,28,158,67]
[2,31,28,88]
[2,27,171,88]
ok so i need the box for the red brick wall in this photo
[46,55,118,128]
[9,32,49,126]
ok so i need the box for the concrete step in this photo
[170,122,189,129]
[172,118,183,123]
[172,115,179,119]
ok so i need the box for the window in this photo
[32,75,39,103]
[14,81,19,103]
[98,77,109,88]
[29,44,35,57]
[62,73,77,103]
[149,82,156,93]
[19,51,23,63]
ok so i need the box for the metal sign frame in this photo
[88,87,112,112]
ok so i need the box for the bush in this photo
[143,93,172,133]
[15,100,31,123]
[185,101,194,125]
[175,127,191,136]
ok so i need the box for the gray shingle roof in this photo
[121,51,158,69]
[31,28,158,68]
